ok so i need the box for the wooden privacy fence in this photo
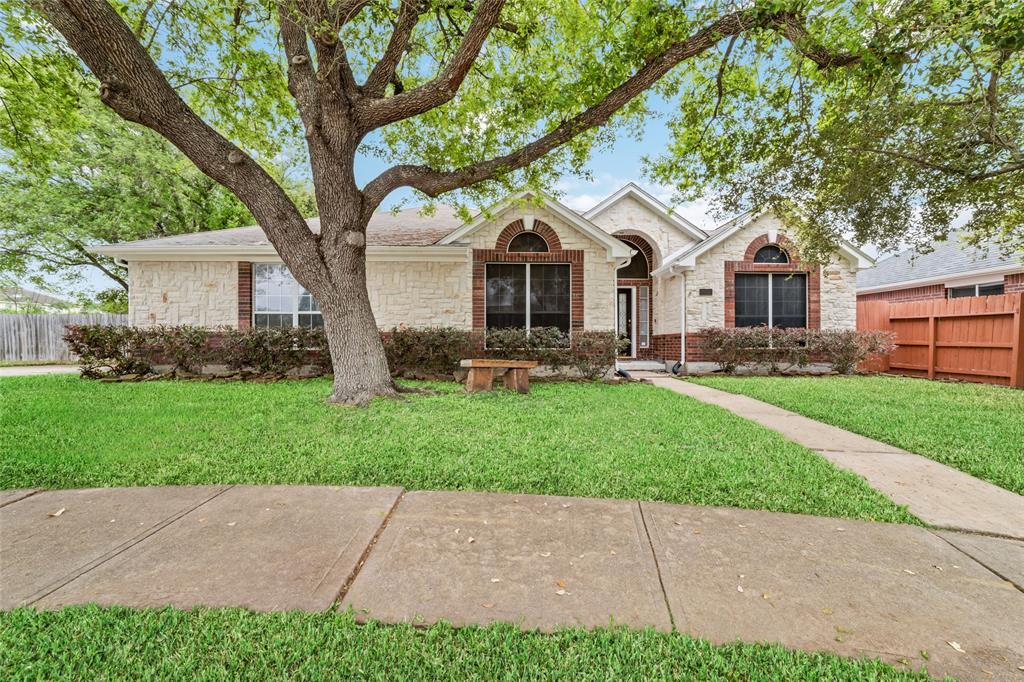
[857,292,1024,387]
[0,313,127,362]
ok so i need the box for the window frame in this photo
[484,262,571,333]
[734,272,808,328]
[507,231,549,253]
[947,282,1004,299]
[753,244,790,264]
[252,262,324,329]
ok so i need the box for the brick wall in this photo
[237,262,252,329]
[857,284,945,303]
[1005,273,1024,293]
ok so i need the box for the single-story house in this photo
[94,182,873,371]
[857,232,1024,303]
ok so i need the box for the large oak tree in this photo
[17,0,1015,403]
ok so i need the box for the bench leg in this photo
[466,367,494,392]
[503,367,530,394]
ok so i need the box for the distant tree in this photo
[0,56,315,292]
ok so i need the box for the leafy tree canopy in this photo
[6,1,1021,262]
[0,50,314,292]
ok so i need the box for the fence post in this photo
[1012,293,1024,389]
[927,314,937,380]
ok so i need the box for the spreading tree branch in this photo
[35,0,325,273]
[354,0,505,131]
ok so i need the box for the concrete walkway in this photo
[2,485,1023,680]
[0,364,78,377]
[651,377,1024,540]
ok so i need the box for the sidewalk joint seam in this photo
[0,489,42,509]
[22,485,235,607]
[637,501,676,632]
[929,530,1024,594]
[332,489,406,609]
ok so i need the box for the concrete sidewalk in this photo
[0,364,78,377]
[2,485,1023,680]
[652,377,1024,540]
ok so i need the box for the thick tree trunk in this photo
[317,277,398,406]
[291,208,399,406]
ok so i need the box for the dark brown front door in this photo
[617,287,633,357]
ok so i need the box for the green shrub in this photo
[698,327,896,374]
[63,325,151,378]
[383,326,478,378]
[64,324,626,382]
[148,325,210,374]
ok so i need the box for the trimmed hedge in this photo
[64,324,624,382]
[697,327,895,374]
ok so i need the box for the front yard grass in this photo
[0,606,934,681]
[690,375,1024,496]
[0,375,914,523]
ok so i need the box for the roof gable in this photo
[583,182,707,242]
[653,210,874,275]
[438,191,632,261]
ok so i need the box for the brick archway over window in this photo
[615,233,656,274]
[495,219,562,252]
[725,233,821,329]
[473,219,582,332]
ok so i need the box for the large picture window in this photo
[253,263,323,328]
[485,263,570,332]
[735,272,807,328]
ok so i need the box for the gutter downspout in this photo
[679,270,687,373]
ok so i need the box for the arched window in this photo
[753,244,789,263]
[507,232,549,253]
[618,251,650,278]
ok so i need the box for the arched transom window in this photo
[507,232,549,253]
[753,244,789,263]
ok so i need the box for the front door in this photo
[617,287,634,357]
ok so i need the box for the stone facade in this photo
[588,194,698,266]
[122,200,861,342]
[128,261,238,327]
[684,214,857,332]
[367,260,472,329]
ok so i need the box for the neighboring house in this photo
[0,287,74,313]
[93,183,872,370]
[857,233,1024,303]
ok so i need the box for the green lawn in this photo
[0,607,935,681]
[0,375,914,523]
[690,375,1024,496]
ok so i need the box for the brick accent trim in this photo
[615,233,655,273]
[472,249,584,331]
[1005,273,1024,294]
[495,219,562,252]
[237,261,252,329]
[725,234,820,329]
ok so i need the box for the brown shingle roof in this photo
[105,205,464,250]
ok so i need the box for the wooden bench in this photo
[460,359,539,394]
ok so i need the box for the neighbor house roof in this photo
[856,233,1024,293]
[0,286,71,308]
[95,206,464,254]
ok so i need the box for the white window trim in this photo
[736,272,809,328]
[617,285,638,356]
[252,263,323,328]
[483,262,572,332]
[638,285,650,348]
[946,281,1004,298]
